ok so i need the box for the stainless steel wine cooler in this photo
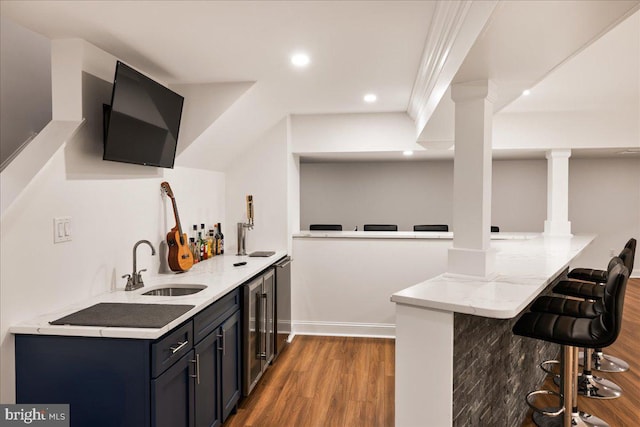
[242,268,275,396]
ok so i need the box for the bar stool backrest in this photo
[622,238,636,271]
[618,248,634,275]
[363,224,398,231]
[310,224,342,231]
[600,262,630,343]
[413,224,448,232]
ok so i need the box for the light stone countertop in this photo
[294,230,538,240]
[10,251,287,339]
[391,234,595,319]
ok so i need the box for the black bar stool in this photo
[554,240,635,373]
[309,224,342,231]
[413,224,449,232]
[530,262,623,400]
[513,262,630,427]
[363,224,397,231]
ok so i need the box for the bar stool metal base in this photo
[552,374,623,399]
[579,351,629,373]
[532,411,610,427]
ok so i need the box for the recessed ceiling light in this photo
[291,53,310,67]
[364,93,377,103]
[403,150,414,156]
[522,89,531,96]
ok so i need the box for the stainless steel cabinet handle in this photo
[190,354,200,384]
[276,257,293,268]
[169,340,189,354]
[217,332,226,356]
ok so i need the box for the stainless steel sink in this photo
[142,284,206,296]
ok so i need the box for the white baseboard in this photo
[293,320,395,338]
[632,268,640,278]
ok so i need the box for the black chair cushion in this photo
[566,240,635,284]
[553,279,604,300]
[567,268,608,283]
[530,296,601,318]
[514,263,629,349]
[513,311,610,348]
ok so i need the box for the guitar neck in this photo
[171,197,184,237]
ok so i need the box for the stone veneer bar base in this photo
[452,278,564,426]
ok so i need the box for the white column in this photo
[544,149,572,236]
[447,80,497,278]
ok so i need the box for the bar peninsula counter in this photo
[390,234,595,426]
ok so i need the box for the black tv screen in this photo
[103,61,184,168]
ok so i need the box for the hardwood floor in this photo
[225,279,639,427]
[225,336,395,427]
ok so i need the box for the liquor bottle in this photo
[217,222,224,255]
[212,224,219,255]
[190,237,199,263]
[198,231,206,260]
[208,229,215,258]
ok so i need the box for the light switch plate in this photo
[54,217,72,243]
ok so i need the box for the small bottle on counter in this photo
[211,224,218,255]
[217,222,224,255]
[192,224,198,243]
[198,230,207,260]
[207,229,215,258]
[190,237,199,263]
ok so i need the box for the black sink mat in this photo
[50,303,195,328]
[249,251,276,257]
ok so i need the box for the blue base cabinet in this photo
[152,350,195,427]
[15,289,241,427]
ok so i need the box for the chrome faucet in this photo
[123,240,156,291]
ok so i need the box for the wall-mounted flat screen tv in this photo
[103,61,184,168]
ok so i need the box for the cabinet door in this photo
[194,330,221,427]
[220,310,242,421]
[152,350,195,427]
[243,276,264,395]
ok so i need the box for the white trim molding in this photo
[408,0,498,141]
[293,321,395,339]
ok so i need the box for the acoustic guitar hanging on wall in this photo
[161,181,194,272]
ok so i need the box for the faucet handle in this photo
[122,274,135,291]
[136,269,147,287]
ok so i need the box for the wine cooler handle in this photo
[261,292,268,360]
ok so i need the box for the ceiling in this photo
[1,1,639,168]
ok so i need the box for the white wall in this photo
[493,110,640,150]
[300,159,547,232]
[291,112,422,154]
[225,118,290,255]
[569,158,640,275]
[0,18,52,167]
[292,237,452,337]
[0,39,226,404]
[299,157,639,274]
[0,111,224,405]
